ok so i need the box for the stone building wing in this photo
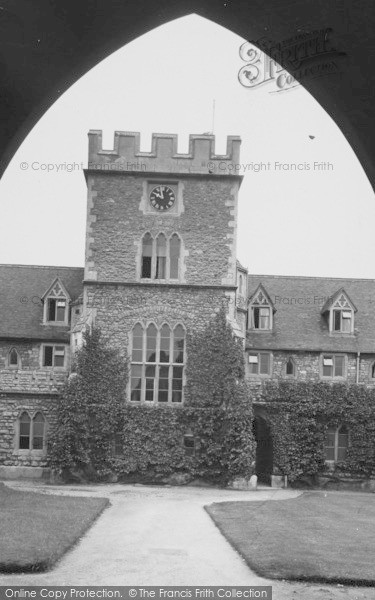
[246,274,375,353]
[0,264,84,340]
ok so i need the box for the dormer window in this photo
[333,309,352,333]
[248,285,274,331]
[47,298,67,322]
[42,279,70,325]
[253,307,270,329]
[321,290,356,334]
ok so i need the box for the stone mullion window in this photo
[140,233,181,281]
[130,323,185,404]
[17,411,46,452]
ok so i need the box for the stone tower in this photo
[83,131,243,404]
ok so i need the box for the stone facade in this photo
[1,130,375,485]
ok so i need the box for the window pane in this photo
[286,358,294,375]
[172,366,183,402]
[253,307,260,328]
[155,235,167,279]
[54,347,65,367]
[323,365,333,377]
[48,298,56,321]
[333,310,341,331]
[334,356,344,377]
[132,324,143,362]
[158,365,169,402]
[43,346,53,367]
[259,353,270,375]
[183,435,195,456]
[169,235,180,279]
[131,365,142,401]
[9,349,18,366]
[56,300,66,321]
[145,365,156,401]
[337,447,347,461]
[33,413,44,433]
[142,257,152,278]
[325,447,335,460]
[259,307,270,329]
[142,234,153,278]
[32,436,44,450]
[160,325,170,363]
[142,233,153,256]
[173,326,185,363]
[146,324,157,362]
[19,413,30,449]
[341,313,351,332]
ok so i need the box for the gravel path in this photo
[0,482,374,600]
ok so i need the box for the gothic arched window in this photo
[130,323,185,404]
[140,233,181,280]
[17,411,46,451]
[155,234,167,279]
[286,357,296,376]
[141,233,153,278]
[9,348,20,368]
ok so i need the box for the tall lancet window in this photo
[155,234,167,279]
[141,233,153,279]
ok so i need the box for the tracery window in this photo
[325,292,355,333]
[18,411,46,451]
[44,280,69,324]
[141,233,181,280]
[130,323,185,404]
[249,287,273,330]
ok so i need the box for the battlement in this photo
[87,131,241,175]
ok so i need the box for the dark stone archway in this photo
[1,0,375,191]
[252,415,273,486]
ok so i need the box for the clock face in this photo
[149,185,176,211]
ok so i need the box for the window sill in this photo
[13,450,46,457]
[248,374,272,378]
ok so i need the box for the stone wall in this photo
[245,349,375,385]
[85,172,239,287]
[0,393,59,468]
[85,283,233,349]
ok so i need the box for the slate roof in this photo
[0,264,84,341]
[246,274,375,354]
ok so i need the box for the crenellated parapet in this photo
[87,131,241,175]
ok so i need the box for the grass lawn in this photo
[0,482,109,573]
[206,491,375,585]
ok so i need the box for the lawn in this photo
[206,491,375,585]
[0,482,109,573]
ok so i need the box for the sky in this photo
[0,14,374,278]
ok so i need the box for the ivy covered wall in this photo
[257,381,375,483]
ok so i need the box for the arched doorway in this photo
[253,416,273,486]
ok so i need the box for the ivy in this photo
[49,309,256,485]
[49,327,128,480]
[260,381,375,481]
